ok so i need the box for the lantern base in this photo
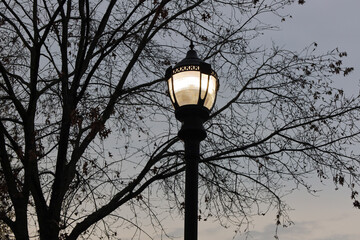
[175,105,210,141]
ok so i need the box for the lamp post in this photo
[165,42,219,240]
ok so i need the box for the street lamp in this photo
[165,41,219,240]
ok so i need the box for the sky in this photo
[196,1,360,240]
[116,1,360,240]
[57,1,360,239]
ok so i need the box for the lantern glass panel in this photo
[204,75,217,109]
[172,70,201,106]
[200,73,209,100]
[167,78,176,104]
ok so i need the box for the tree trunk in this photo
[13,204,29,240]
[39,218,60,240]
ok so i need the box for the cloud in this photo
[241,220,360,240]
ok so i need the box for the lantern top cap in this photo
[190,40,194,50]
[173,41,206,69]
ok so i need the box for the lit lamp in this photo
[166,41,219,140]
[165,42,219,240]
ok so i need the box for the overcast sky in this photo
[118,1,360,240]
[197,1,360,240]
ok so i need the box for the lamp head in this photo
[166,42,219,113]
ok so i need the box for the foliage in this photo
[0,0,359,239]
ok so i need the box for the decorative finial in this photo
[190,40,194,50]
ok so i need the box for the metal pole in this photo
[175,105,209,240]
[184,139,200,240]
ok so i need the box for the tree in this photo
[0,0,359,239]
